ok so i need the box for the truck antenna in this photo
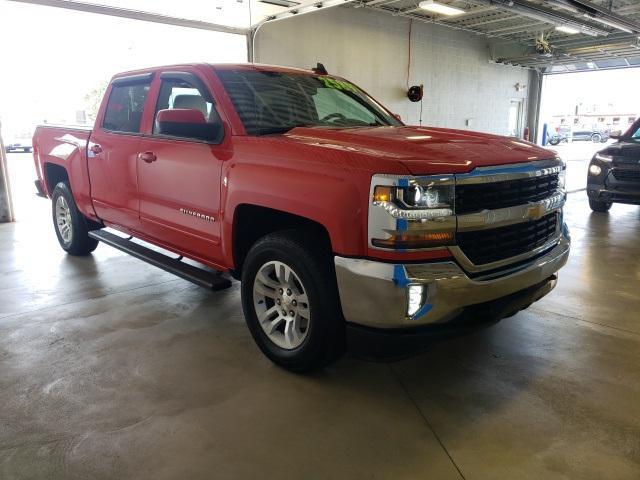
[312,63,328,75]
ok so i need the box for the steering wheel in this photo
[321,112,349,124]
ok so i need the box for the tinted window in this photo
[216,70,401,135]
[102,82,150,133]
[153,79,220,140]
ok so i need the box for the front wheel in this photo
[548,138,560,146]
[52,182,99,255]
[241,230,344,372]
[589,197,612,212]
[591,133,602,143]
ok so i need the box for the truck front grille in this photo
[457,213,559,265]
[455,173,559,214]
[612,169,640,182]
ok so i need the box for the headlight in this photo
[555,157,566,190]
[372,182,454,219]
[589,164,602,176]
[369,175,456,250]
[558,168,566,190]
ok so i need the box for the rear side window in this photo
[102,82,151,133]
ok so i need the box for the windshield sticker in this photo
[317,77,360,93]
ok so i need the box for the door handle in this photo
[139,151,157,163]
[90,144,102,155]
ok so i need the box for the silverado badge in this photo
[179,208,215,222]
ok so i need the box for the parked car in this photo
[548,125,609,145]
[32,63,570,372]
[4,130,33,152]
[547,125,571,145]
[587,119,640,212]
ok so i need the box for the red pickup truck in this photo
[33,63,570,372]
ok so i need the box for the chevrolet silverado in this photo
[33,63,570,372]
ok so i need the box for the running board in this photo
[89,230,232,291]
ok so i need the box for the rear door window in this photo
[102,82,151,133]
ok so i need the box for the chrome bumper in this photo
[335,230,570,329]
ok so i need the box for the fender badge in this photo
[179,208,215,222]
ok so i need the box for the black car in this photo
[587,120,640,212]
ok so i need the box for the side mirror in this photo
[156,109,221,142]
[609,129,622,139]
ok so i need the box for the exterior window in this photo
[153,79,220,140]
[573,118,579,125]
[102,82,150,133]
[312,88,377,126]
[629,117,636,125]
[597,117,605,123]
[612,117,620,125]
[217,70,401,135]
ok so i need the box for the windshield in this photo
[216,69,402,135]
[628,123,640,142]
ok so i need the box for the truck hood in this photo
[284,126,555,175]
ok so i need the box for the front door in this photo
[88,76,152,230]
[136,71,226,265]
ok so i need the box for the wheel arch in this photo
[43,162,70,193]
[232,204,332,275]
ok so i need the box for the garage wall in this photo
[254,7,531,136]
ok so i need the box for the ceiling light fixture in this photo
[585,15,633,34]
[555,25,580,34]
[418,1,466,16]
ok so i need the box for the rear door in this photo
[136,69,228,265]
[89,74,153,229]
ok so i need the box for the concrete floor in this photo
[1,153,639,479]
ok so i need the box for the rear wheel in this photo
[589,197,612,212]
[548,138,560,146]
[52,182,99,255]
[241,230,344,372]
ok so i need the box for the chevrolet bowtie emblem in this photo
[526,204,546,220]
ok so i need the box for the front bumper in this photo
[335,230,570,329]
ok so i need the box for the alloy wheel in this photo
[55,196,73,246]
[253,260,311,349]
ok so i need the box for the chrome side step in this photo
[89,230,232,291]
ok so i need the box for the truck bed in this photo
[32,124,95,218]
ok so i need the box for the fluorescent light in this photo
[419,1,465,16]
[587,16,633,34]
[555,25,580,34]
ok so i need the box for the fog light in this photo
[589,164,602,176]
[407,284,424,317]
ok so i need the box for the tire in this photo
[51,182,99,255]
[548,138,560,146]
[240,230,344,373]
[589,197,612,212]
[591,133,602,143]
